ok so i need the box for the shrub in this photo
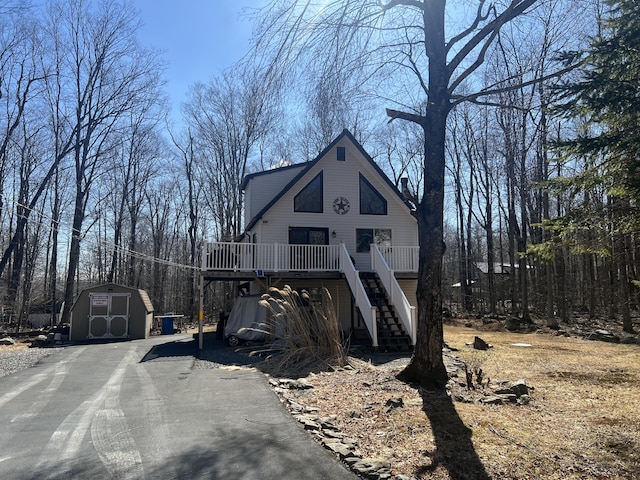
[258,285,347,374]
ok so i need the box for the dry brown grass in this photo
[281,325,640,479]
[0,341,29,352]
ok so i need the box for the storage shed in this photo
[70,283,154,341]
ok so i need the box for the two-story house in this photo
[202,129,420,350]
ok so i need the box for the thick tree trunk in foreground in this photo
[289,0,542,388]
[398,188,449,386]
[395,14,450,385]
[397,109,449,387]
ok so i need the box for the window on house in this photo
[294,171,323,213]
[356,228,392,253]
[359,174,387,215]
[337,146,346,161]
[289,227,328,245]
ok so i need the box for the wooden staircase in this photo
[359,272,413,351]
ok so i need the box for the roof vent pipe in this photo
[400,177,411,199]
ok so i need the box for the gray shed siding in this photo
[70,283,154,341]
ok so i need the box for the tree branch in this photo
[448,26,499,94]
[451,62,581,106]
[386,107,424,125]
[379,0,424,12]
[446,1,493,54]
[448,0,538,77]
[403,29,429,97]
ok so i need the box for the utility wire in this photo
[10,200,200,271]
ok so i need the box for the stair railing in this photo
[340,243,378,347]
[371,245,417,345]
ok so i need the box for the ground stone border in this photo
[268,376,417,480]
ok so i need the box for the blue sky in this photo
[133,0,266,122]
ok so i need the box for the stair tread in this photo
[357,271,413,349]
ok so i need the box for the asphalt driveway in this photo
[0,335,356,479]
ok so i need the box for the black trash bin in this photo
[216,311,227,340]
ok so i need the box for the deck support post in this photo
[198,273,204,350]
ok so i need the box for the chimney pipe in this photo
[400,177,411,199]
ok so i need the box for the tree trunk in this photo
[397,112,449,387]
[518,132,531,322]
[128,210,138,286]
[465,171,475,312]
[616,231,632,333]
[455,161,472,312]
[486,208,496,315]
[587,253,596,320]
[60,186,85,325]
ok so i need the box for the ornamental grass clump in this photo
[258,285,347,374]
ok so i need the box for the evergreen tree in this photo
[551,0,639,332]
[555,0,640,200]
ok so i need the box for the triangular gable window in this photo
[294,171,323,213]
[359,173,387,215]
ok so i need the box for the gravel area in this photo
[0,347,55,379]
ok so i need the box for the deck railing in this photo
[202,241,419,273]
[202,241,420,348]
[377,245,419,272]
[202,241,342,272]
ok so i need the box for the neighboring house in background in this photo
[202,129,419,350]
[472,262,519,310]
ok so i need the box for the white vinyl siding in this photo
[245,141,417,271]
[271,279,352,331]
[244,164,306,225]
[398,279,417,307]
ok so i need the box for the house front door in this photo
[288,227,329,270]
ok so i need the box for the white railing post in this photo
[274,243,279,272]
[370,307,378,347]
[201,240,209,270]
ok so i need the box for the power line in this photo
[10,200,199,271]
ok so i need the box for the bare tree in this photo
[0,6,48,282]
[373,121,424,192]
[169,129,203,321]
[254,0,570,387]
[183,64,279,240]
[145,178,177,314]
[45,0,162,325]
[101,113,163,287]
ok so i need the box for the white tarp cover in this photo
[225,295,268,341]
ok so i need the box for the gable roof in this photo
[242,129,414,232]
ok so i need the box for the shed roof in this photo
[71,283,154,313]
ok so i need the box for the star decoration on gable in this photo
[333,197,350,215]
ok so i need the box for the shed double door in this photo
[88,292,130,339]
